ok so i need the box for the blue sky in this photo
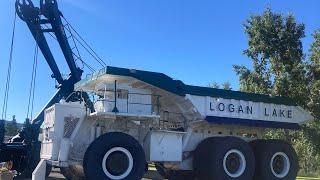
[1,0,320,122]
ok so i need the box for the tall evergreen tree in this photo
[234,8,307,104]
[234,8,320,175]
[308,30,320,119]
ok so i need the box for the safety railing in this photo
[94,90,161,116]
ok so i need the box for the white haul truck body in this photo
[40,66,313,180]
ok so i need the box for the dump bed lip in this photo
[75,66,296,106]
[205,116,301,130]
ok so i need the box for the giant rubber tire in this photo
[60,165,85,180]
[250,139,298,180]
[83,132,146,180]
[193,136,255,180]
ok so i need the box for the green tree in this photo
[234,8,320,176]
[221,82,232,90]
[208,82,220,88]
[307,30,320,119]
[208,81,232,90]
[234,8,307,103]
[5,115,18,136]
[301,30,320,172]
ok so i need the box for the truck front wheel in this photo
[250,139,298,180]
[193,136,255,180]
[83,132,146,180]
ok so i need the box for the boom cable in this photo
[1,12,17,120]
[26,43,39,120]
[72,52,96,73]
[62,16,107,67]
[31,45,39,120]
[65,23,84,69]
[64,26,106,68]
[43,24,96,73]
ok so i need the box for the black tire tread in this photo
[193,136,255,180]
[250,139,298,180]
[83,132,146,180]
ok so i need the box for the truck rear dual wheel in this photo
[193,136,255,180]
[83,132,146,180]
[250,139,298,180]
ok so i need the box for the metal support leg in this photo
[112,80,119,113]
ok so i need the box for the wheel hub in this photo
[102,147,134,179]
[270,152,290,178]
[226,153,241,174]
[106,151,130,176]
[273,155,285,174]
[223,149,246,178]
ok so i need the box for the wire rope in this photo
[26,44,39,119]
[1,12,17,120]
[43,24,96,73]
[62,16,107,67]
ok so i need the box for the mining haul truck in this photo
[0,0,314,180]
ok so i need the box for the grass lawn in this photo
[148,164,320,180]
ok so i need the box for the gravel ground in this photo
[28,168,164,180]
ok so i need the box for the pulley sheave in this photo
[40,0,59,19]
[15,0,39,23]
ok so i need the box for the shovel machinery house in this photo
[0,0,314,180]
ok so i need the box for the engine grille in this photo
[63,117,80,138]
